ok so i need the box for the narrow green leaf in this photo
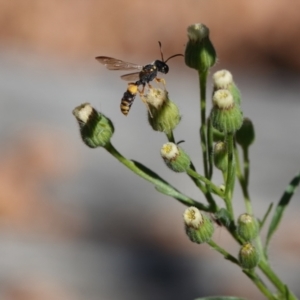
[194,297,246,300]
[284,284,290,300]
[155,185,208,211]
[131,161,209,211]
[131,160,170,184]
[259,202,273,231]
[265,172,300,249]
[155,185,179,198]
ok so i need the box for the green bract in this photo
[145,88,181,134]
[73,103,114,148]
[214,141,228,172]
[237,213,259,241]
[239,243,260,269]
[211,89,243,133]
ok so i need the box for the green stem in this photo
[166,131,175,143]
[204,192,218,213]
[186,165,217,211]
[186,168,223,199]
[243,146,250,186]
[258,260,297,300]
[224,132,235,221]
[209,240,275,299]
[189,162,207,195]
[207,117,214,180]
[227,226,294,298]
[234,145,253,214]
[228,225,289,299]
[207,239,240,265]
[104,142,209,211]
[242,269,277,300]
[198,70,209,177]
[197,70,217,211]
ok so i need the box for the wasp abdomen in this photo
[120,92,135,116]
[121,83,138,116]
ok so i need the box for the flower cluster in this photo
[71,23,299,300]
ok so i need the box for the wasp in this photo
[96,42,183,116]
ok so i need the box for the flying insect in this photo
[96,42,183,116]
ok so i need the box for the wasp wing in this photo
[120,72,141,81]
[96,56,143,71]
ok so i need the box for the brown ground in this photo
[1,0,300,70]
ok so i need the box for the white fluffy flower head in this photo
[213,89,234,109]
[183,206,203,228]
[161,143,179,161]
[72,103,93,124]
[213,70,233,90]
[187,23,209,43]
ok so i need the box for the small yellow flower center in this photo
[183,207,203,228]
[161,143,179,160]
[241,243,254,254]
[239,214,253,224]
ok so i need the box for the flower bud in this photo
[237,213,259,241]
[210,89,243,133]
[160,142,191,172]
[236,118,255,148]
[185,23,217,73]
[213,141,228,172]
[184,207,214,244]
[212,69,241,105]
[238,242,259,269]
[144,88,181,134]
[72,103,114,148]
[219,184,225,193]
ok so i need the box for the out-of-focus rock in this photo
[2,277,77,300]
[0,128,86,237]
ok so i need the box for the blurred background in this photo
[0,0,300,299]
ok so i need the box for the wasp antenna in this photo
[165,53,184,63]
[158,41,164,62]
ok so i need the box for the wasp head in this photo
[155,60,169,74]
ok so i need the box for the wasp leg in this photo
[137,84,145,95]
[138,85,153,118]
[155,77,166,88]
[139,94,153,118]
